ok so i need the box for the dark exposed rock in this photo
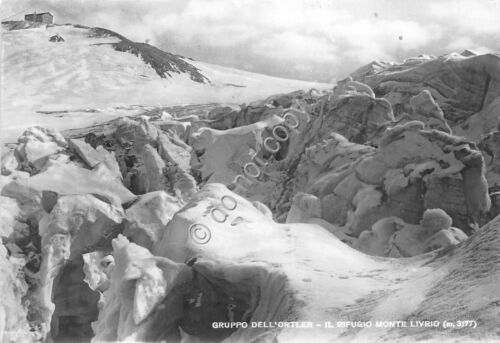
[49,34,64,42]
[88,27,209,83]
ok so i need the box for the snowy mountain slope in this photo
[1,22,330,142]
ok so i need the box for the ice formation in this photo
[1,22,500,343]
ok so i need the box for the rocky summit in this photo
[1,19,500,343]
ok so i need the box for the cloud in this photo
[444,37,494,54]
[330,19,442,65]
[2,0,500,82]
[445,37,475,51]
[429,0,500,34]
[253,32,337,63]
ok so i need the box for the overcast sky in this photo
[2,0,500,82]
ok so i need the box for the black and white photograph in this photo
[1,0,500,342]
